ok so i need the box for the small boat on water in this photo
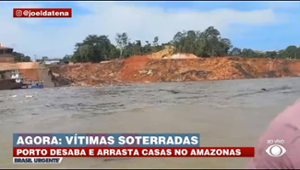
[0,69,24,90]
[29,84,44,88]
[0,69,45,90]
[26,80,44,89]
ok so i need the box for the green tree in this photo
[115,32,129,59]
[72,35,119,62]
[264,51,277,58]
[229,47,242,56]
[62,54,72,62]
[285,45,298,59]
[241,49,257,58]
[171,27,232,57]
[69,26,300,62]
[13,52,32,62]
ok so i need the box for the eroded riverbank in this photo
[0,57,299,87]
[49,56,300,87]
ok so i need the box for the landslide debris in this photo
[50,60,124,86]
[49,54,300,87]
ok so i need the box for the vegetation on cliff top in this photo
[63,26,300,63]
[13,52,31,62]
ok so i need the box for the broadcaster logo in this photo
[265,144,286,157]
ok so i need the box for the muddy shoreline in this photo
[48,56,300,87]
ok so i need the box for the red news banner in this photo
[13,8,72,18]
[14,147,254,157]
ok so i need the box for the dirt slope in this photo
[50,55,300,86]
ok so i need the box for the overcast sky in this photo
[1,1,299,59]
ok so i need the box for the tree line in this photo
[13,52,31,62]
[16,26,300,63]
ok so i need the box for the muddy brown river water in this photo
[0,77,299,168]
